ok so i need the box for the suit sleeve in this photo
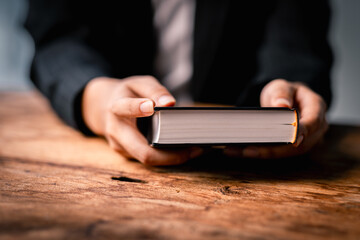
[25,1,111,135]
[237,0,333,107]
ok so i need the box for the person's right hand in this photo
[82,76,203,166]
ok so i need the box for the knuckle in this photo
[109,102,117,114]
[121,79,131,88]
[116,148,127,156]
[107,136,121,151]
[138,148,153,165]
[104,126,113,136]
[122,76,143,88]
[109,99,123,115]
[106,132,117,143]
[104,121,116,136]
[273,78,288,86]
[303,112,321,134]
[112,145,128,156]
[270,79,291,91]
[141,157,152,165]
[104,124,120,144]
[317,95,328,111]
[109,142,120,151]
[312,117,322,133]
[113,81,129,94]
[106,133,131,157]
[312,93,324,106]
[143,75,158,83]
[266,79,293,98]
[306,117,321,134]
[124,100,138,116]
[110,98,141,117]
[130,75,158,85]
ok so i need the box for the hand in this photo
[82,75,203,166]
[224,79,328,159]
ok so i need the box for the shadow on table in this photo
[150,124,360,182]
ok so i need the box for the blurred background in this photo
[0,0,359,124]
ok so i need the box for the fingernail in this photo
[242,147,259,158]
[140,100,154,113]
[294,135,304,147]
[274,98,291,108]
[190,148,203,159]
[158,95,176,106]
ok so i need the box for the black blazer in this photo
[25,0,332,135]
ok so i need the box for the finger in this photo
[223,123,325,159]
[260,79,295,108]
[239,120,328,159]
[242,144,301,159]
[224,144,297,159]
[125,76,176,106]
[296,85,327,136]
[110,97,155,118]
[297,117,329,151]
[106,134,132,158]
[114,121,201,166]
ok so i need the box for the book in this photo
[146,107,299,147]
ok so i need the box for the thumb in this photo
[260,79,295,108]
[111,97,155,118]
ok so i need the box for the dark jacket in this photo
[25,0,333,135]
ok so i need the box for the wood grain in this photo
[0,91,359,240]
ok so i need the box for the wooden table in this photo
[0,91,359,240]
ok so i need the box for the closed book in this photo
[146,107,299,147]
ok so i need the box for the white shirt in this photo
[152,0,195,104]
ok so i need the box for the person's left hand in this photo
[224,79,328,159]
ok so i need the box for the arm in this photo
[229,0,332,158]
[25,1,202,165]
[237,0,332,107]
[25,0,111,134]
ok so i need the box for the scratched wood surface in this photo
[0,91,359,240]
